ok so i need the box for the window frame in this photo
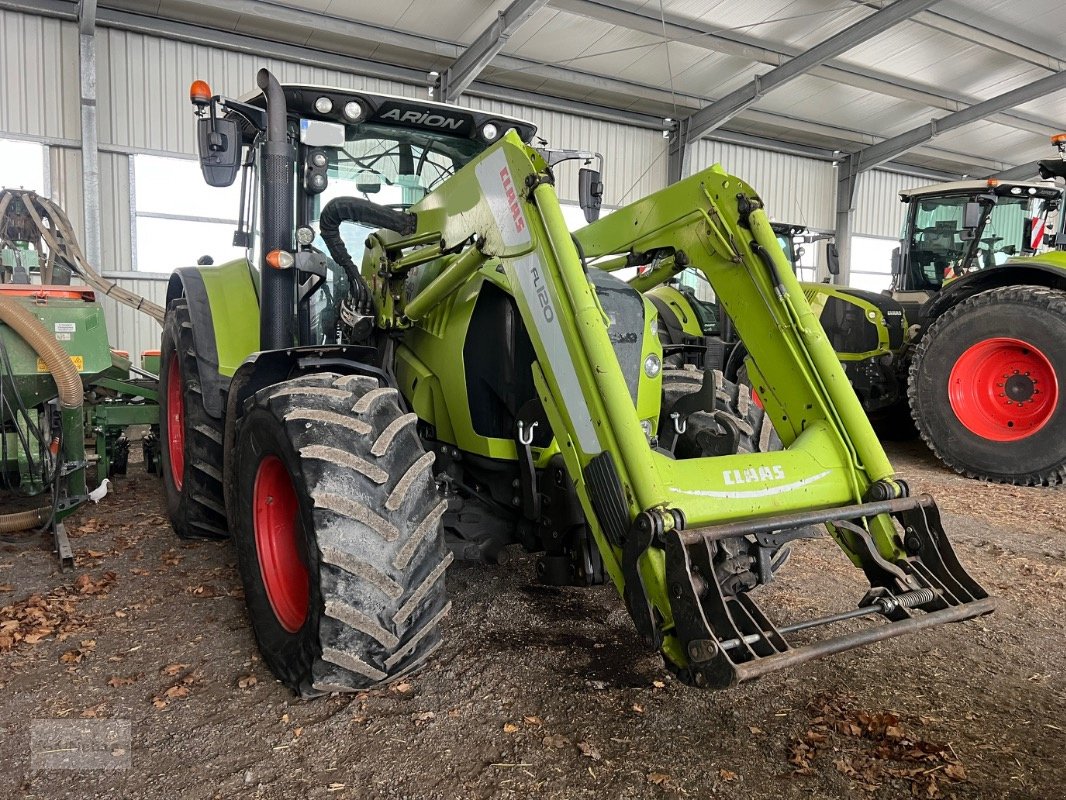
[129,153,244,274]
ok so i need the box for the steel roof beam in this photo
[551,0,1063,138]
[439,0,549,102]
[681,0,941,143]
[851,70,1066,172]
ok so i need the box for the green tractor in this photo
[888,171,1066,486]
[647,223,908,421]
[162,69,990,695]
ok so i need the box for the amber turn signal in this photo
[266,250,294,269]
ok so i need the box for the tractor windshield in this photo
[310,123,483,247]
[906,191,1057,290]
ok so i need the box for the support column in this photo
[834,156,859,286]
[79,1,101,267]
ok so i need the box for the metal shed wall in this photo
[851,169,934,239]
[685,139,837,232]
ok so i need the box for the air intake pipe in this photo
[256,68,295,351]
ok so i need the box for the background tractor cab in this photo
[647,222,907,421]
[890,179,1062,325]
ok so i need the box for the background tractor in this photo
[164,68,990,696]
[886,169,1066,486]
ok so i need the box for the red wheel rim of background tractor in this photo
[948,337,1059,442]
[166,356,185,491]
[253,455,309,633]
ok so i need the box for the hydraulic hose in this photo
[0,296,83,532]
[318,196,417,313]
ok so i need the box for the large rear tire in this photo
[159,300,228,539]
[909,285,1066,486]
[231,372,451,695]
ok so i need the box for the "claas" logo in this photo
[499,167,526,234]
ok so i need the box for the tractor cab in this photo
[893,179,1062,299]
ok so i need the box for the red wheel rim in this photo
[253,455,309,633]
[166,356,185,490]
[948,337,1059,442]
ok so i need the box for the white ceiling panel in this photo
[93,0,1066,175]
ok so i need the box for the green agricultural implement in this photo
[162,69,991,694]
[0,189,162,567]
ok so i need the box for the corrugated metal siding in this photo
[0,9,80,141]
[97,278,169,361]
[463,97,667,206]
[96,27,426,156]
[685,140,836,231]
[852,169,932,239]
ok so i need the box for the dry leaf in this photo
[293,727,303,738]
[543,734,567,749]
[647,772,671,785]
[523,715,542,726]
[652,680,665,689]
[631,703,644,713]
[390,681,413,694]
[107,675,138,687]
[943,764,967,781]
[718,768,737,781]
[164,685,190,699]
[60,649,84,664]
[748,726,764,735]
[81,703,107,718]
[161,663,188,677]
[503,722,519,734]
[577,741,602,761]
[237,675,258,689]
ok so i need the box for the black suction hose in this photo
[318,197,417,314]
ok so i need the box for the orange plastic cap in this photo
[1051,133,1066,144]
[189,80,212,106]
[986,178,1000,187]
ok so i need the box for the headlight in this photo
[344,101,364,121]
[314,96,333,114]
[643,353,661,378]
[481,122,499,141]
[296,226,316,246]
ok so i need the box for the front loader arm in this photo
[370,132,992,687]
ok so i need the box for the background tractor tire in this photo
[159,300,228,539]
[231,372,451,696]
[662,368,778,457]
[909,285,1066,486]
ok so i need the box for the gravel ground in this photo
[0,441,1063,799]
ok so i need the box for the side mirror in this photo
[825,242,840,276]
[196,117,241,187]
[963,201,983,229]
[890,246,902,276]
[578,167,603,223]
[356,171,381,195]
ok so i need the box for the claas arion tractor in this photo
[159,69,991,695]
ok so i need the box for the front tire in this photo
[231,372,451,695]
[159,300,228,538]
[909,285,1066,486]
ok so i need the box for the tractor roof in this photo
[239,83,538,145]
[900,179,1060,202]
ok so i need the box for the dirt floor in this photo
[1,440,1063,800]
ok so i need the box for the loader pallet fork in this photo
[661,495,991,688]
